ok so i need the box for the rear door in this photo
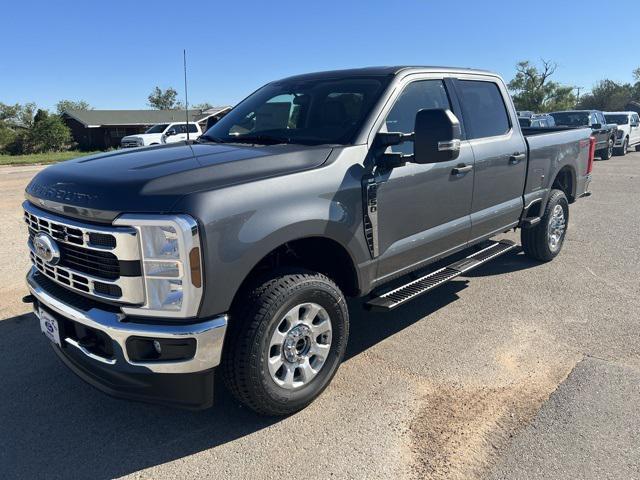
[453,77,527,242]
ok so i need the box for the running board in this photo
[366,240,517,311]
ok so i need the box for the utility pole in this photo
[575,86,583,104]
[184,49,190,141]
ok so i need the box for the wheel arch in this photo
[551,165,577,203]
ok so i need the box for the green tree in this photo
[508,60,576,112]
[577,80,634,111]
[147,87,181,110]
[29,114,71,153]
[633,68,640,82]
[55,99,92,114]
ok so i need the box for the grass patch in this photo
[0,151,102,166]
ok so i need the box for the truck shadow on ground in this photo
[0,250,538,479]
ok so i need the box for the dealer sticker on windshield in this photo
[39,309,61,347]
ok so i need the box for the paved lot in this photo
[0,153,639,479]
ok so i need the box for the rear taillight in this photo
[587,136,596,174]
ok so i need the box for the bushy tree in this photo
[577,80,634,111]
[29,114,71,152]
[55,99,92,114]
[508,60,576,112]
[148,87,182,110]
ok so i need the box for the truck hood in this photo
[26,142,333,223]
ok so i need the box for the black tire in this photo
[598,138,614,160]
[614,138,628,156]
[222,268,349,416]
[521,189,569,262]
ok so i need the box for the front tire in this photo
[222,269,349,416]
[614,138,628,156]
[598,138,614,160]
[521,189,569,262]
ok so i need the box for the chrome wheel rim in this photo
[547,204,566,252]
[268,303,332,390]
[608,140,613,158]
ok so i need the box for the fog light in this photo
[126,337,197,362]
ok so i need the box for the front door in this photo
[373,78,474,280]
[453,78,527,241]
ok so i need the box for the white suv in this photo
[121,122,202,148]
[604,111,640,156]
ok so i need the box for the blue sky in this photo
[1,0,637,111]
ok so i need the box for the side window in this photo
[187,123,198,133]
[590,114,598,126]
[383,80,451,154]
[598,112,607,125]
[172,124,187,134]
[457,80,510,139]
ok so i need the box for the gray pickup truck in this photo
[23,67,593,415]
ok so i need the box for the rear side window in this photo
[187,123,199,133]
[457,80,510,139]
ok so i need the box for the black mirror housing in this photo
[591,123,602,130]
[413,109,462,164]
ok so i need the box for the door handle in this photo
[509,153,526,165]
[451,164,473,175]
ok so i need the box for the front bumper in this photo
[27,268,228,409]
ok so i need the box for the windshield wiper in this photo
[229,134,293,145]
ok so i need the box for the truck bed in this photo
[522,126,591,206]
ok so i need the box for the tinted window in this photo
[457,80,510,139]
[173,124,187,134]
[145,123,169,134]
[605,114,629,125]
[550,112,590,127]
[383,80,451,154]
[187,123,199,133]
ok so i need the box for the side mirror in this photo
[591,123,602,130]
[166,128,176,136]
[414,109,462,163]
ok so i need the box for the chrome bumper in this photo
[27,268,227,374]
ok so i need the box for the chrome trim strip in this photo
[65,338,117,365]
[27,268,227,374]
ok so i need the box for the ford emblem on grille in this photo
[33,233,61,265]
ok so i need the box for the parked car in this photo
[120,122,202,147]
[518,114,556,128]
[23,66,593,415]
[549,110,617,160]
[604,111,640,156]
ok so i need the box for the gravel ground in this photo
[0,153,638,479]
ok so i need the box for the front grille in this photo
[24,202,145,304]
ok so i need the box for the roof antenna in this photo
[183,49,190,142]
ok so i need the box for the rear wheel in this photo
[598,138,614,160]
[222,269,349,416]
[614,138,628,156]
[521,189,569,262]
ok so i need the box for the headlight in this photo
[113,214,203,318]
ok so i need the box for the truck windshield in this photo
[145,124,170,134]
[202,77,388,145]
[550,112,589,126]
[604,114,628,125]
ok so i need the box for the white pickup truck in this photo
[604,111,640,156]
[120,122,202,148]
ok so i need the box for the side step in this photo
[366,240,517,311]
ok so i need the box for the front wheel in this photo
[599,138,614,160]
[521,189,569,262]
[614,138,628,156]
[222,269,349,416]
